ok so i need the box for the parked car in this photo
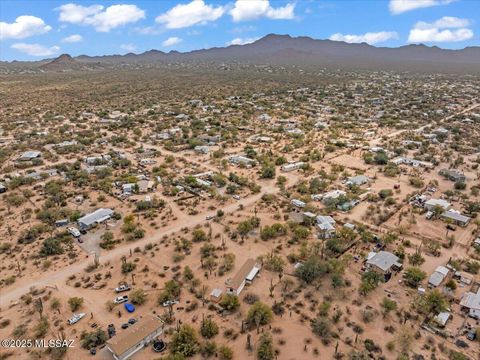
[446,224,456,231]
[128,318,137,325]
[67,313,85,325]
[162,300,179,307]
[233,195,241,200]
[121,323,129,329]
[67,227,81,238]
[455,339,469,348]
[205,215,214,220]
[425,211,434,220]
[114,295,128,304]
[115,284,131,293]
[107,324,116,338]
[466,329,477,341]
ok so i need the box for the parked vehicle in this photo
[205,215,214,220]
[124,303,135,313]
[466,329,476,341]
[67,313,86,325]
[115,284,131,293]
[67,227,81,238]
[121,323,129,329]
[114,295,128,304]
[233,195,241,200]
[107,324,116,338]
[446,224,456,231]
[425,211,434,220]
[128,318,137,325]
[455,339,468,348]
[162,300,179,307]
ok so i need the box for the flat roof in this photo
[107,315,163,357]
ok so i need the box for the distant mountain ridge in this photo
[9,34,480,73]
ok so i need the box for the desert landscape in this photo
[1,1,480,360]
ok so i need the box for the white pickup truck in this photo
[67,313,85,325]
[67,227,81,238]
[114,295,129,304]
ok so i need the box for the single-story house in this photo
[316,215,336,239]
[441,210,471,227]
[366,251,402,275]
[345,175,369,187]
[226,259,261,296]
[428,266,449,287]
[322,190,346,204]
[106,315,163,360]
[460,288,480,319]
[194,146,210,154]
[210,288,223,303]
[281,162,305,172]
[291,199,306,208]
[18,151,41,161]
[228,155,256,167]
[434,311,451,328]
[137,180,155,193]
[78,208,114,230]
[122,183,135,195]
[424,199,451,212]
[439,169,466,183]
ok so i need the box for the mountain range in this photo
[4,34,480,74]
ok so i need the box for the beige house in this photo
[226,259,261,295]
[106,315,163,360]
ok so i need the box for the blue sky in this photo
[0,0,478,61]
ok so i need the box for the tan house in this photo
[226,259,261,295]
[106,315,163,360]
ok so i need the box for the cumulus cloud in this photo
[408,16,473,43]
[162,37,182,47]
[329,31,399,45]
[226,37,259,46]
[61,34,82,43]
[57,3,145,32]
[0,15,51,40]
[230,0,295,22]
[11,43,60,56]
[156,0,225,29]
[120,43,136,52]
[389,0,455,15]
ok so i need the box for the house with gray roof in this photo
[366,251,402,275]
[78,208,114,230]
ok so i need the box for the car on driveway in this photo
[114,295,128,304]
[67,227,81,238]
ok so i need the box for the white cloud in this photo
[156,0,225,29]
[226,37,259,46]
[408,16,473,43]
[11,43,60,57]
[0,15,51,40]
[57,3,145,32]
[329,31,399,45]
[62,34,82,43]
[230,0,295,22]
[389,0,455,15]
[120,43,136,52]
[162,37,182,47]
